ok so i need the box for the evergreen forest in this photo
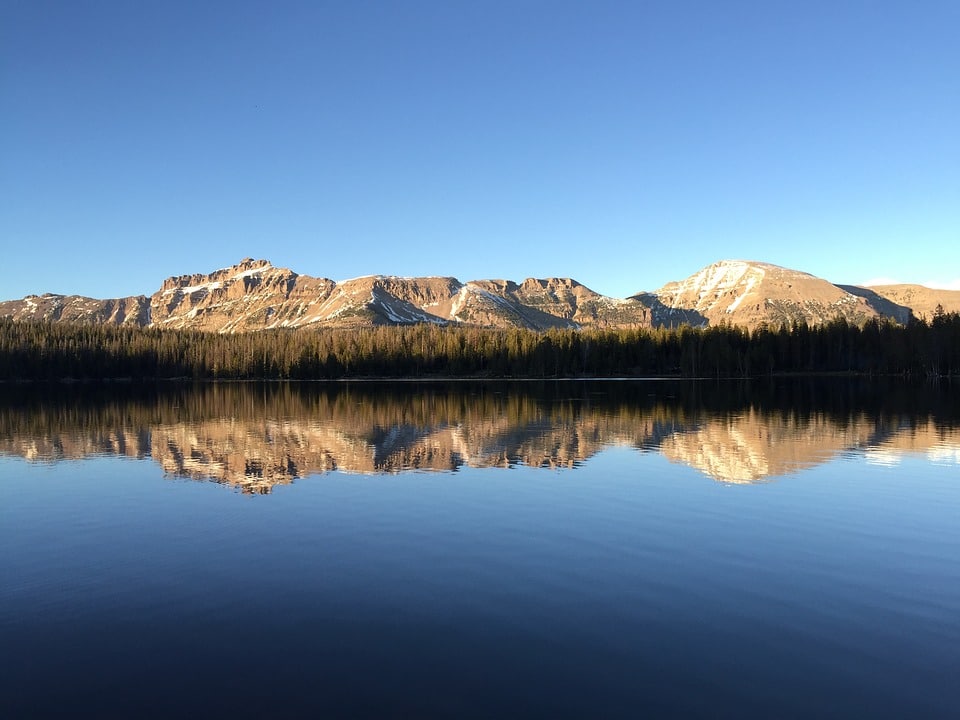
[1,312,959,381]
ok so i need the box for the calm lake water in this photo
[2,380,959,718]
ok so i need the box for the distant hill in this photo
[1,257,956,332]
[847,284,960,323]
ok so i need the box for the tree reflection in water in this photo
[1,379,958,491]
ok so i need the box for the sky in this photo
[2,0,958,300]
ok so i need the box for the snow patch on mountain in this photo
[726,273,759,313]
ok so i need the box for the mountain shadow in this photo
[837,285,914,324]
[629,292,708,328]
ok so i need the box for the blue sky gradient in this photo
[2,0,958,299]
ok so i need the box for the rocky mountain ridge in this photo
[2,258,958,332]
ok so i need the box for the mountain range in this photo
[2,258,958,332]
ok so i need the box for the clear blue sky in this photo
[2,0,958,299]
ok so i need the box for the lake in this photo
[1,379,959,718]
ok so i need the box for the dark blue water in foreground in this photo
[1,380,959,718]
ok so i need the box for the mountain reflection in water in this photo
[2,380,958,491]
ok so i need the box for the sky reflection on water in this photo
[1,380,959,718]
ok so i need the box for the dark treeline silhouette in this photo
[1,312,958,380]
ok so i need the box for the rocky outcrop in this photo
[462,278,652,329]
[150,258,337,332]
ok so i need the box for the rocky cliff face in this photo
[2,257,957,332]
[150,258,337,332]
[145,259,655,332]
[461,277,652,329]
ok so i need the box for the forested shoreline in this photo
[1,314,958,381]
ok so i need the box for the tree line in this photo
[1,312,958,380]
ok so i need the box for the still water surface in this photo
[1,380,959,717]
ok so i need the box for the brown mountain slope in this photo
[487,278,651,328]
[835,285,914,324]
[651,260,880,329]
[861,284,960,322]
[0,293,149,326]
